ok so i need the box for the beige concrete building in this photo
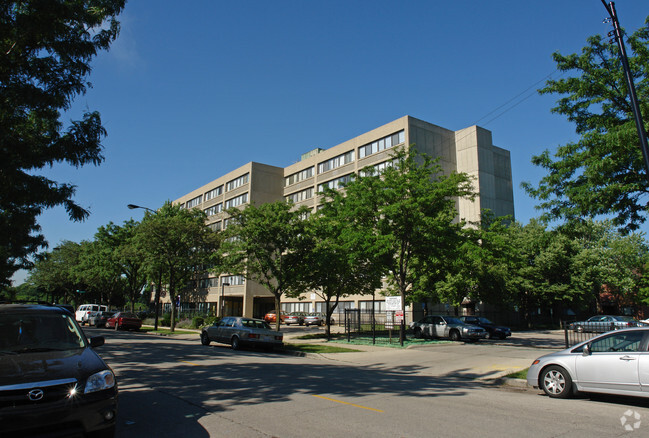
[166,116,514,319]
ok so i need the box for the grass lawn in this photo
[505,369,528,379]
[282,343,362,353]
[140,327,197,336]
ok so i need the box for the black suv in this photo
[0,303,118,437]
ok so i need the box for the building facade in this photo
[167,116,514,319]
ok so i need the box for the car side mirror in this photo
[89,336,105,348]
[582,343,591,356]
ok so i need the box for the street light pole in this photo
[601,1,649,180]
[220,282,230,318]
[127,204,156,213]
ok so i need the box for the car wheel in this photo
[413,327,422,338]
[95,323,101,328]
[231,336,240,350]
[200,332,211,346]
[541,365,573,399]
[486,332,494,340]
[299,321,304,326]
[575,326,584,333]
[449,330,461,342]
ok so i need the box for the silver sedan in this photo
[200,317,283,351]
[526,327,649,399]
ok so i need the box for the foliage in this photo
[136,201,220,331]
[0,0,126,287]
[523,18,649,233]
[217,201,311,331]
[28,240,85,306]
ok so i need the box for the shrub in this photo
[192,316,204,328]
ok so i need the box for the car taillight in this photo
[248,333,260,339]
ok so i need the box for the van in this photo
[75,304,108,325]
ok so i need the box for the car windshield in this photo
[242,319,270,329]
[445,317,462,324]
[477,317,493,324]
[0,313,85,353]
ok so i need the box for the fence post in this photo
[563,320,569,348]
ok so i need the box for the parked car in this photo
[410,315,488,342]
[0,303,117,437]
[304,313,334,326]
[284,312,305,326]
[200,316,284,350]
[75,304,108,325]
[567,315,640,333]
[459,316,511,340]
[527,327,649,399]
[89,310,116,328]
[106,311,142,331]
[263,311,287,324]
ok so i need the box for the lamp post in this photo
[220,282,230,318]
[127,204,156,213]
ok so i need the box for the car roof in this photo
[0,303,69,315]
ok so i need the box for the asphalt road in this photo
[86,327,649,437]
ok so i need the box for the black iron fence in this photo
[561,320,642,347]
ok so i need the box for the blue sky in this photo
[14,0,649,284]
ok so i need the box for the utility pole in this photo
[601,1,649,179]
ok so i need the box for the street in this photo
[88,328,649,437]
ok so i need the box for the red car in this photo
[263,311,286,324]
[106,311,142,331]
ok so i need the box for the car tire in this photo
[540,365,573,399]
[575,326,584,333]
[449,330,461,342]
[413,327,422,338]
[95,323,101,328]
[200,332,211,346]
[486,332,494,340]
[231,336,240,350]
[299,321,304,326]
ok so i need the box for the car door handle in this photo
[620,356,637,361]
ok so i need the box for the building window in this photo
[318,151,354,174]
[359,159,396,177]
[281,302,311,313]
[226,173,249,192]
[204,185,223,201]
[221,275,244,286]
[359,300,386,312]
[186,195,202,209]
[285,167,314,187]
[224,193,248,209]
[204,203,223,216]
[208,221,222,231]
[358,130,405,159]
[285,187,314,203]
[318,174,354,192]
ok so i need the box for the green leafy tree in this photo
[136,202,219,331]
[218,201,311,332]
[0,0,126,287]
[321,146,475,340]
[28,241,84,305]
[295,203,384,339]
[523,18,649,232]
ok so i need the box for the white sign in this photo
[385,296,402,311]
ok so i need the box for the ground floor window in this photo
[281,302,310,313]
[359,300,386,312]
[316,301,353,314]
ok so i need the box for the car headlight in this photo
[85,370,116,394]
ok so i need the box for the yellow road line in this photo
[312,394,383,412]
[178,359,202,366]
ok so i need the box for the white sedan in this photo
[527,327,649,399]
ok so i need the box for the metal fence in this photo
[561,320,637,347]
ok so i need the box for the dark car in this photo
[89,310,116,328]
[459,316,511,340]
[0,303,117,437]
[201,316,283,351]
[106,312,142,331]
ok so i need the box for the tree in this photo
[218,201,311,332]
[321,146,475,341]
[523,18,649,233]
[28,240,84,305]
[136,202,219,331]
[0,0,127,287]
[295,202,384,339]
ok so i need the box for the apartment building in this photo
[168,115,514,319]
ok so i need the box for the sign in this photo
[385,296,402,311]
